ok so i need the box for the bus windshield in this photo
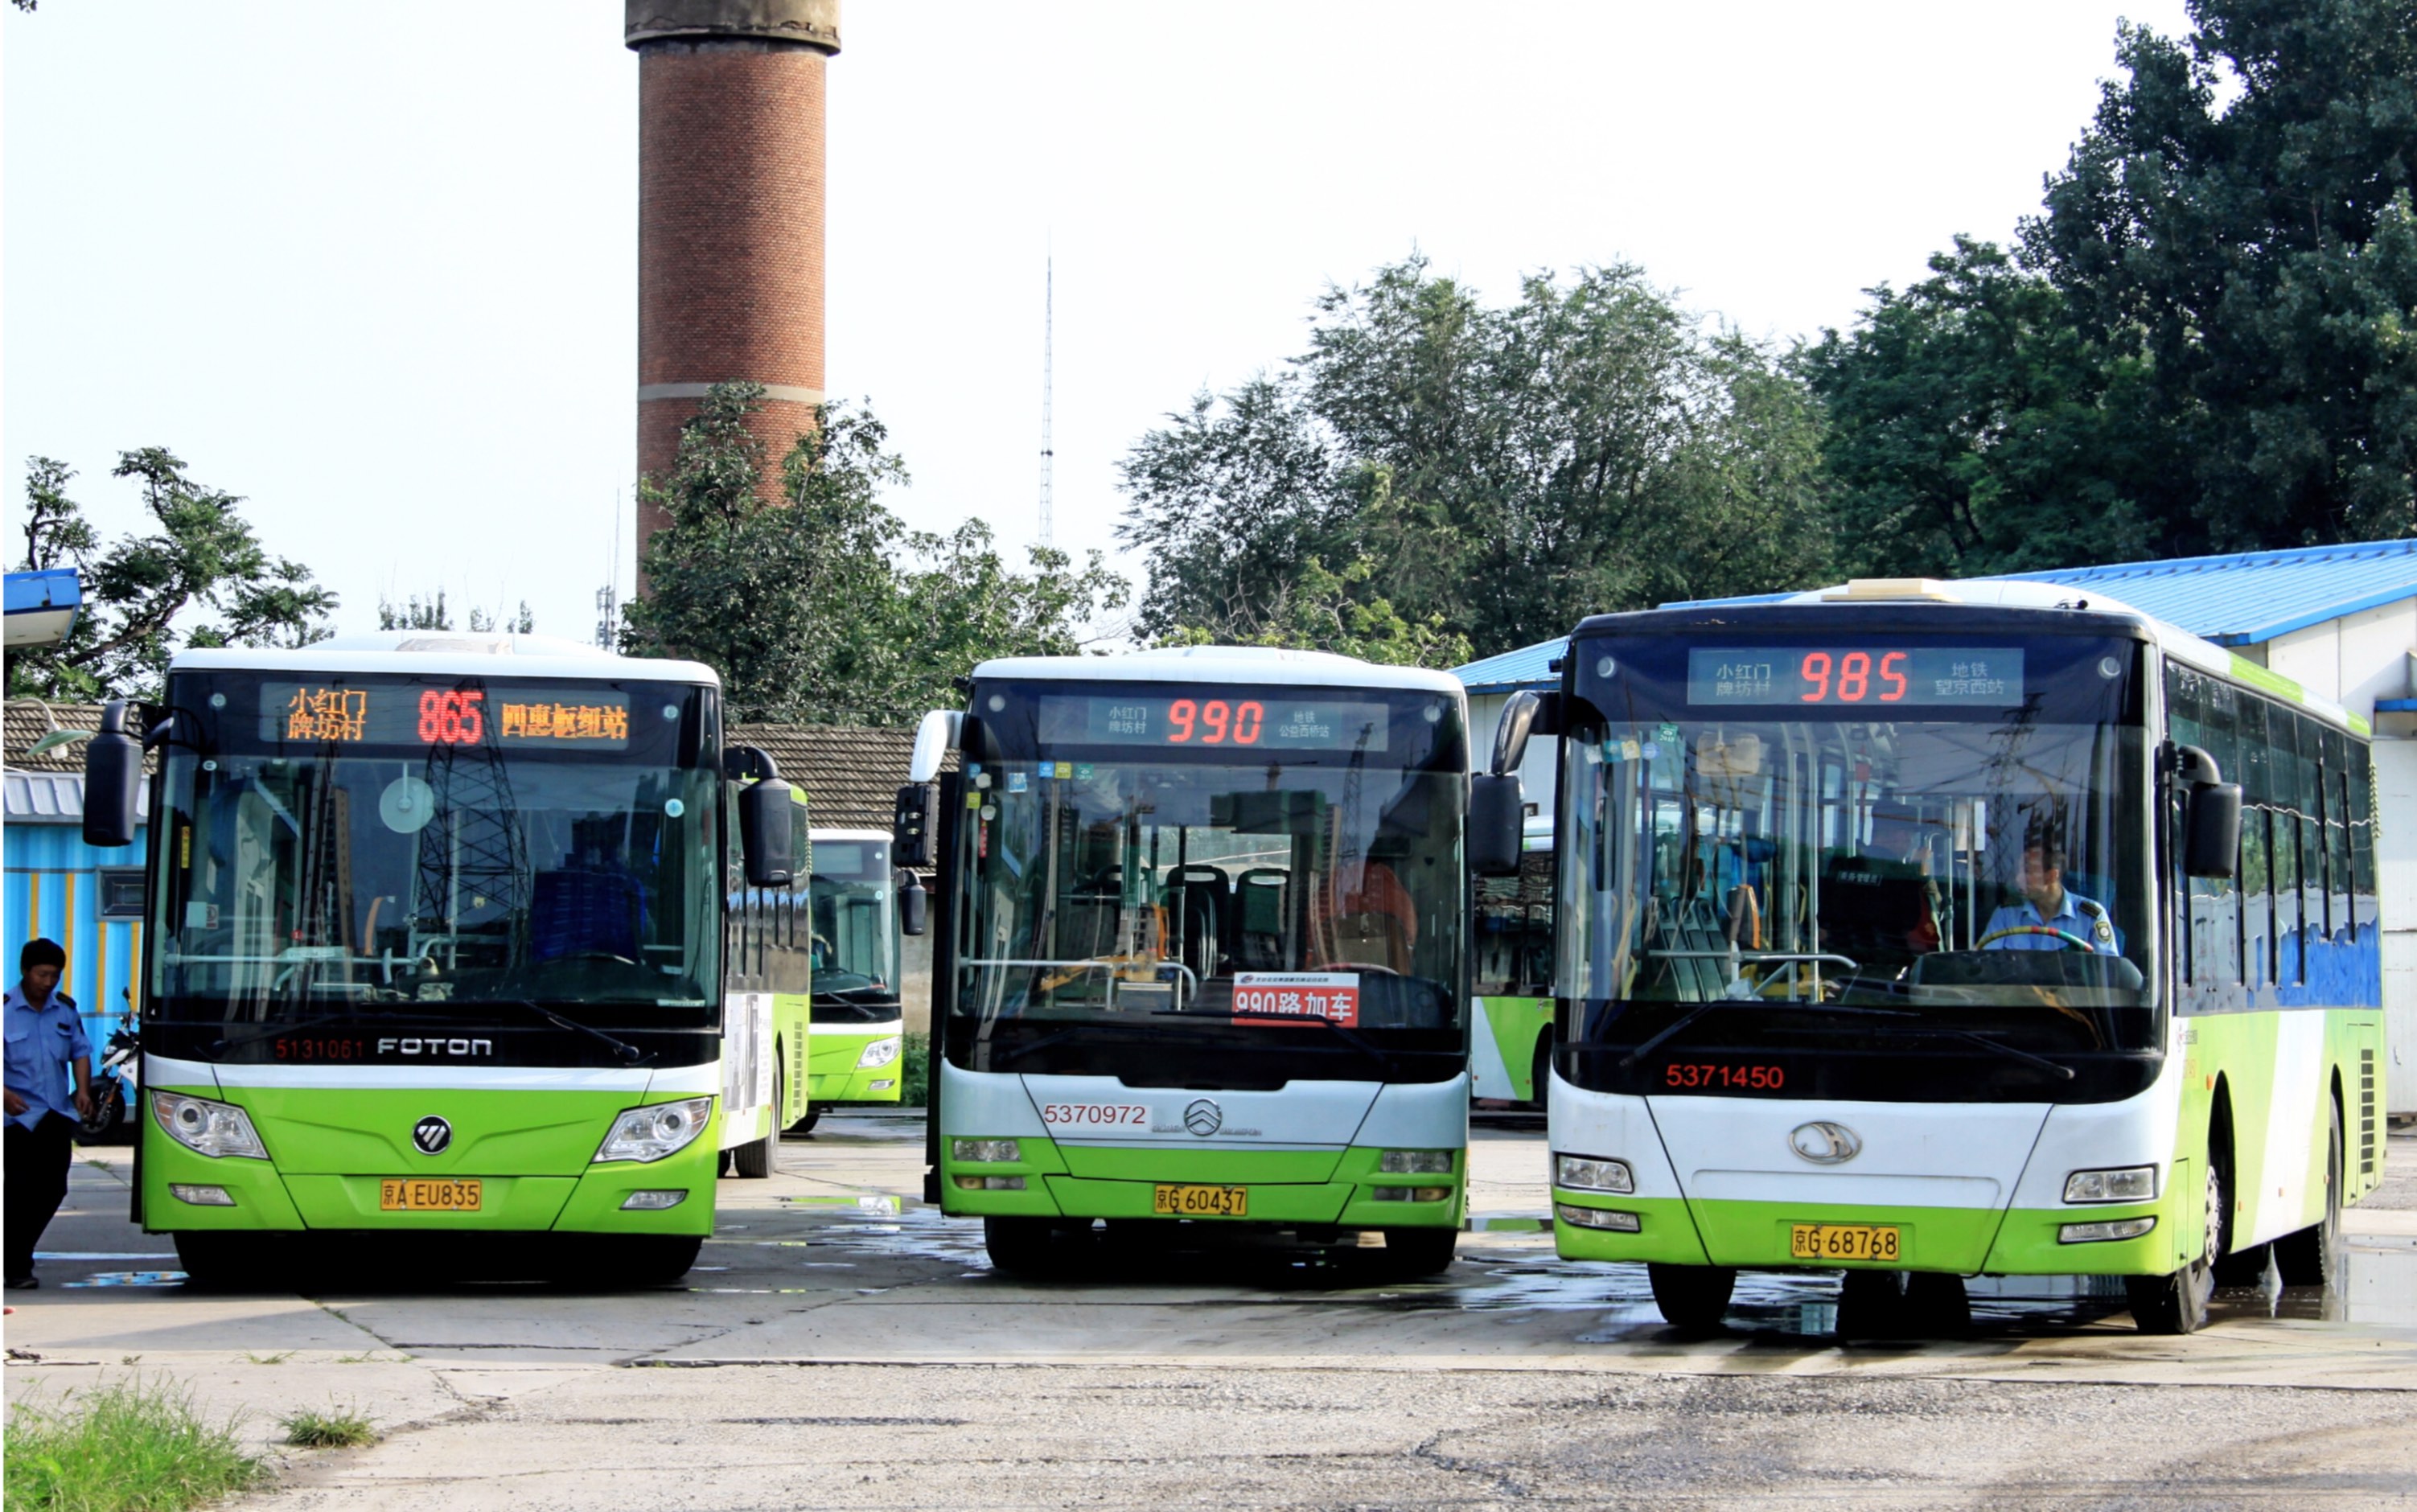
[1559,629,2156,1087]
[953,680,1468,1037]
[811,836,901,1022]
[149,672,721,1041]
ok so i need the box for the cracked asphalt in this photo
[6,1117,2415,1510]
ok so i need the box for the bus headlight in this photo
[2063,1166,2156,1203]
[856,1037,902,1070]
[594,1097,714,1164]
[151,1091,267,1160]
[1554,1155,1634,1194]
[1379,1150,1454,1175]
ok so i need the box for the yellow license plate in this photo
[1790,1222,1900,1262]
[1153,1183,1248,1218]
[380,1178,482,1212]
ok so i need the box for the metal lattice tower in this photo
[1038,255,1054,549]
[412,740,528,969]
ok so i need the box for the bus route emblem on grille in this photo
[1182,1099,1223,1137]
[412,1116,454,1156]
[1788,1121,1860,1165]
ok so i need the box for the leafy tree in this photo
[2021,0,2417,550]
[376,592,535,635]
[1811,0,2417,573]
[623,384,1124,723]
[6,450,336,701]
[1797,240,2168,577]
[1159,554,1471,668]
[1119,257,1834,661]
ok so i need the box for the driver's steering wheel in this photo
[1975,925,2100,954]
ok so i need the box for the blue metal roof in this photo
[1990,539,2417,646]
[1453,638,1565,694]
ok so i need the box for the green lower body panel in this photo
[141,1082,718,1237]
[943,1141,1464,1230]
[1554,1192,2177,1276]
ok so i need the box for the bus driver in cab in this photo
[1982,840,2120,953]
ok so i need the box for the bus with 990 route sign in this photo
[896,647,1516,1278]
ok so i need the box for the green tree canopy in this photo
[1808,0,2417,575]
[1119,257,1833,661]
[7,450,336,701]
[623,384,1126,724]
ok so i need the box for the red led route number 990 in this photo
[1164,698,1266,746]
[1797,651,1909,704]
[418,689,485,744]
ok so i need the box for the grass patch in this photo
[4,1376,263,1512]
[898,1031,931,1107]
[277,1408,376,1450]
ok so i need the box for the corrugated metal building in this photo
[1449,540,2417,1112]
[2,764,150,1066]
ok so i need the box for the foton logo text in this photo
[378,1038,495,1057]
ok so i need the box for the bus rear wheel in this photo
[2127,1157,2222,1334]
[1647,1263,1736,1331]
[733,1062,782,1178]
[2274,1102,2345,1289]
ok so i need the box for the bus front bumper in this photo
[1551,1191,2179,1276]
[943,1143,1465,1230]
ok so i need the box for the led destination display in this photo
[1037,693,1391,751]
[261,683,635,750]
[1685,647,2027,708]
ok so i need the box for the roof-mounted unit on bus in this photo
[1822,578,1956,602]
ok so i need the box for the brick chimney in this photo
[626,0,840,577]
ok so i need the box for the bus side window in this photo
[2351,749,2377,940]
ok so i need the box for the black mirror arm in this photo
[723,746,779,783]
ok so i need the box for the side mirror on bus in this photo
[82,699,142,848]
[738,777,797,889]
[899,878,929,937]
[1470,773,1526,877]
[2186,781,2243,881]
[894,782,940,869]
[1490,690,1561,779]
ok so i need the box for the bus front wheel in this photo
[1647,1263,1736,1331]
[174,1232,280,1289]
[1378,1227,1457,1278]
[621,1235,703,1286]
[2127,1157,2222,1334]
[984,1217,1085,1277]
[733,1062,782,1178]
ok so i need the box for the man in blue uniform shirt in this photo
[1982,842,2121,954]
[6,938,92,1288]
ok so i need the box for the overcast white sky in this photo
[4,1,2194,647]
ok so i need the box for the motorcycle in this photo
[77,1005,138,1145]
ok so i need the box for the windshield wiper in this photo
[495,1000,645,1065]
[1618,998,1916,1068]
[1153,1009,1397,1070]
[1927,1028,2077,1081]
[203,1011,364,1057]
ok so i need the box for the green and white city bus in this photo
[1472,816,1554,1107]
[80,634,810,1285]
[1511,580,2387,1333]
[797,827,906,1129]
[898,647,1491,1277]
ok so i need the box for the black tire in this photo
[2128,1155,2222,1334]
[1646,1263,1737,1331]
[76,1080,125,1145]
[984,1217,1087,1277]
[1838,1269,1971,1338]
[2274,1101,2345,1289]
[173,1231,280,1288]
[733,1062,780,1179]
[622,1234,704,1286]
[1377,1226,1458,1278]
[788,1105,824,1136]
[1531,1037,1553,1113]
